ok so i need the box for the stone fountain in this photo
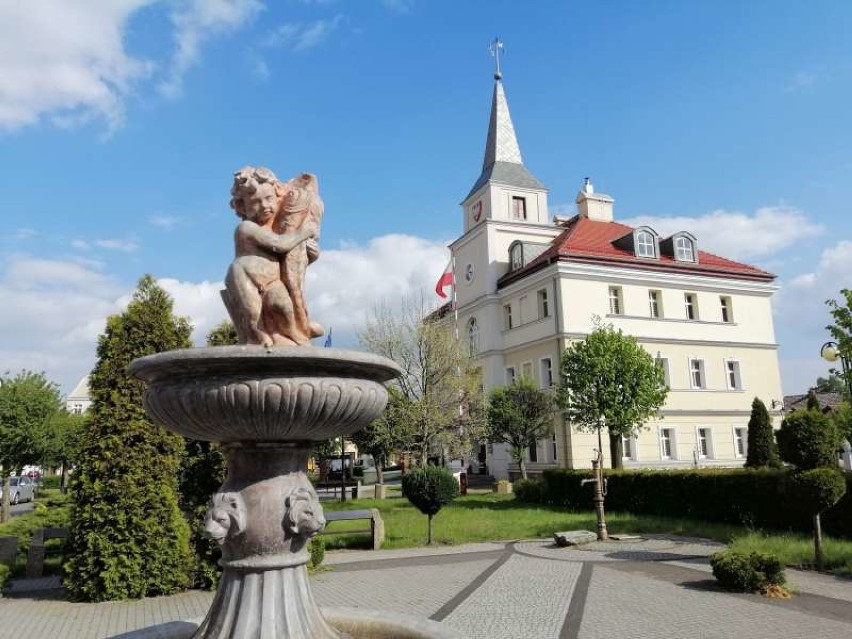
[124,167,456,639]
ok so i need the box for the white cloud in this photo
[262,14,344,52]
[0,1,157,131]
[160,0,264,98]
[148,215,184,230]
[0,233,448,394]
[94,238,139,252]
[622,206,822,262]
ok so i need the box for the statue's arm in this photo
[243,222,312,254]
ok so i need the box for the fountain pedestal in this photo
[129,346,461,639]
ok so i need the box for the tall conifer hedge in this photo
[64,276,193,601]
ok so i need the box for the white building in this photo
[66,375,92,415]
[448,68,784,479]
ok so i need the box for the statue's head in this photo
[204,491,247,545]
[230,166,286,224]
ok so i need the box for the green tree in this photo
[350,387,408,485]
[178,324,232,589]
[826,289,852,399]
[831,403,852,447]
[206,320,239,346]
[401,465,459,545]
[64,275,193,601]
[791,468,847,570]
[776,409,840,470]
[0,370,62,472]
[806,389,820,411]
[359,293,485,464]
[42,409,88,492]
[557,323,668,469]
[816,373,845,394]
[744,398,781,468]
[486,379,555,480]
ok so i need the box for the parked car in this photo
[8,475,35,505]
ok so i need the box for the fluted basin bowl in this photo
[128,346,402,442]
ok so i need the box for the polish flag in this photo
[435,260,453,299]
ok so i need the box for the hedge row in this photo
[515,468,852,539]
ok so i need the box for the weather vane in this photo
[489,37,504,80]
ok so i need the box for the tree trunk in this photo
[376,464,384,486]
[1,476,9,523]
[60,462,68,494]
[518,457,528,480]
[814,512,825,571]
[427,513,434,545]
[609,432,623,470]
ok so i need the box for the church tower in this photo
[452,40,553,311]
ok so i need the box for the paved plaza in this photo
[2,536,852,638]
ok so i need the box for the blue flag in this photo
[324,328,332,348]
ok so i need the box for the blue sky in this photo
[1,0,851,396]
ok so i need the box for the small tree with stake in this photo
[401,465,459,545]
[791,469,846,571]
[486,379,555,481]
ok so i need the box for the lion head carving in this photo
[284,486,325,537]
[203,491,247,545]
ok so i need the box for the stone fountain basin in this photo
[128,346,401,442]
[111,607,460,639]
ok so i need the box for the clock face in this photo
[464,263,475,284]
[471,200,483,223]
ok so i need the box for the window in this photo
[675,236,695,262]
[521,361,533,380]
[648,289,662,318]
[720,296,733,323]
[552,433,558,462]
[467,318,479,355]
[689,358,705,389]
[609,286,623,315]
[697,427,711,458]
[684,293,698,320]
[537,289,550,318]
[655,355,671,387]
[660,428,674,459]
[510,243,523,271]
[505,366,516,385]
[539,358,553,388]
[503,304,513,329]
[734,427,747,458]
[71,403,84,415]
[635,230,656,258]
[726,360,742,390]
[528,437,538,462]
[622,435,635,460]
[511,196,527,220]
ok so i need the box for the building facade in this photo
[448,71,784,480]
[66,375,92,415]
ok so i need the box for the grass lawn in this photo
[322,493,852,576]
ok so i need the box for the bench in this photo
[26,527,67,578]
[321,508,384,550]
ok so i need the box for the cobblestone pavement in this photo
[1,537,851,638]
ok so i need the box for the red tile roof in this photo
[499,215,775,287]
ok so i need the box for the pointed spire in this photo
[482,79,523,170]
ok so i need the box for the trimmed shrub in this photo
[40,476,61,490]
[776,409,840,470]
[526,468,852,540]
[514,478,545,503]
[64,276,193,602]
[402,465,459,545]
[745,398,780,468]
[0,563,9,592]
[308,536,325,569]
[710,550,785,592]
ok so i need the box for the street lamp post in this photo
[820,341,852,399]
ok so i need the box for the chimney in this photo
[576,177,614,222]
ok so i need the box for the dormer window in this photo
[635,230,656,258]
[509,242,523,271]
[675,236,695,262]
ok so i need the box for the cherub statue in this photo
[222,166,325,346]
